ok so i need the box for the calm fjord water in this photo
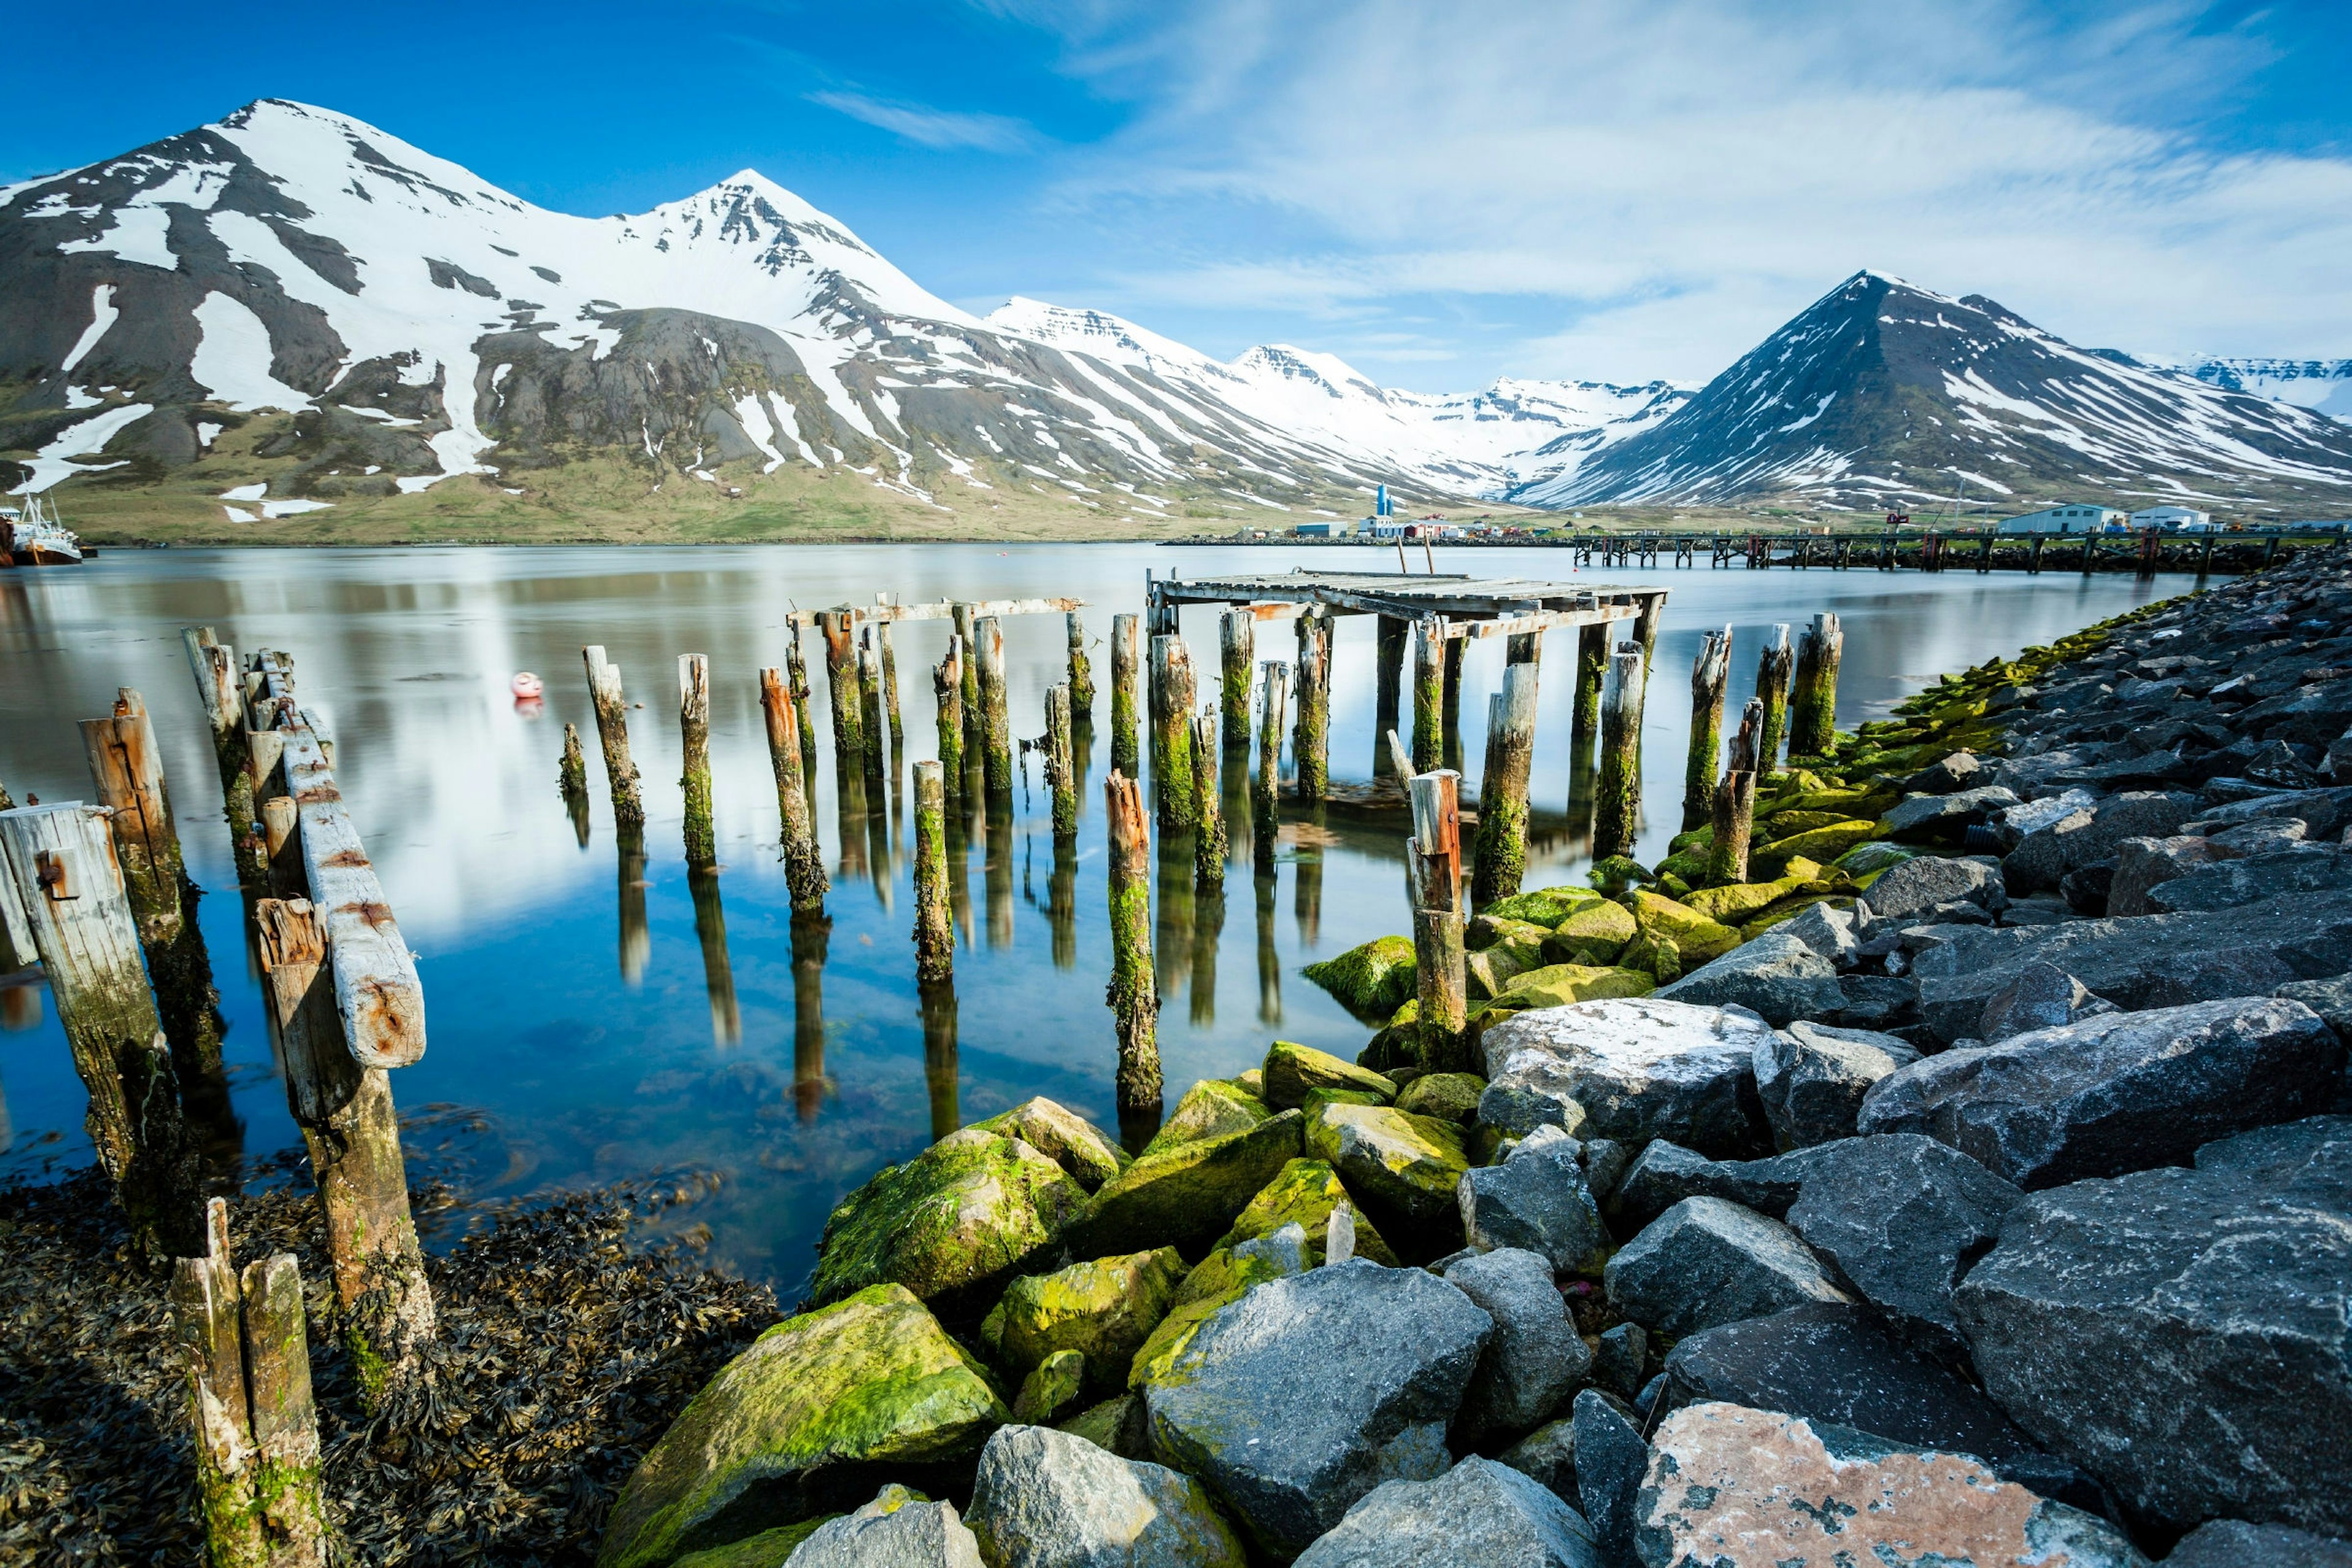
[0,543,2182,1291]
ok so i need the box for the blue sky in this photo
[9,0,2350,386]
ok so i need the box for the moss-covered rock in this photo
[1740,894,1850,940]
[1552,898,1638,950]
[809,1129,1090,1313]
[1679,863,1820,924]
[1619,931,1683,984]
[1232,1069,1265,1098]
[998,1247,1185,1396]
[1831,840,1917,878]
[1057,1393,1150,1460]
[1496,963,1656,1008]
[1073,1111,1305,1257]
[968,1098,1126,1192]
[1011,1349,1087,1425]
[1395,1072,1485,1124]
[1588,856,1656,895]
[1300,1087,1386,1118]
[1627,889,1741,965]
[598,1285,1005,1568]
[1751,818,1879,872]
[1756,809,1854,839]
[1466,945,1532,1001]
[1263,1041,1396,1107]
[1140,1078,1272,1159]
[1479,886,1605,926]
[1466,913,1551,954]
[669,1518,838,1568]
[1301,935,1417,1017]
[1217,1158,1399,1265]
[1126,1246,1298,1389]
[1654,850,1710,886]
[1303,1101,1470,1242]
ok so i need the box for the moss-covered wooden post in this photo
[1754,624,1793,773]
[1104,771,1161,1112]
[935,639,967,807]
[559,722,588,800]
[1441,635,1467,772]
[1193,709,1226,893]
[760,667,828,914]
[1470,663,1539,907]
[1374,615,1409,775]
[1110,612,1142,778]
[1066,611,1095,714]
[1412,616,1447,772]
[678,654,717,869]
[1046,684,1078,838]
[1219,609,1255,747]
[819,612,865,788]
[1409,769,1468,1069]
[1706,698,1763,887]
[1572,622,1608,740]
[1593,646,1647,861]
[913,760,952,982]
[1634,594,1664,674]
[1292,611,1331,802]
[1787,611,1843,760]
[169,1198,332,1568]
[976,616,1014,795]
[0,801,199,1259]
[1254,661,1290,875]
[1683,626,1732,831]
[1150,634,1198,832]
[858,640,891,796]
[183,629,265,884]
[582,646,646,827]
[952,604,983,756]
[876,620,903,755]
[785,630,820,816]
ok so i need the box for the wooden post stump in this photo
[1409,771,1468,1069]
[1219,609,1255,747]
[260,796,301,898]
[1046,685,1078,838]
[1374,616,1408,775]
[785,633,820,816]
[1441,636,1466,772]
[820,612,865,786]
[877,620,904,755]
[559,723,589,799]
[976,616,1013,795]
[1683,626,1733,831]
[1706,699,1763,887]
[1192,710,1225,893]
[1754,624,1793,774]
[582,646,646,826]
[1412,617,1446,773]
[1470,663,1539,906]
[1150,634,1197,832]
[858,640,889,794]
[914,760,952,982]
[1066,611,1095,714]
[760,668,828,914]
[1253,662,1290,875]
[1572,623,1607,739]
[1594,646,1646,861]
[1110,612,1142,778]
[1787,612,1843,760]
[679,654,717,870]
[183,629,265,883]
[1292,612,1330,802]
[935,639,967,806]
[952,604,983,758]
[1104,771,1161,1112]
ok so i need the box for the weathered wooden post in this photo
[582,646,646,826]
[1593,646,1647,861]
[1254,661,1290,875]
[1470,663,1540,906]
[785,631,820,814]
[1706,699,1763,887]
[559,722,589,799]
[183,629,265,883]
[858,639,889,794]
[914,760,952,982]
[1046,685,1078,838]
[1374,616,1408,775]
[1441,636,1467,771]
[953,603,983,756]
[1572,623,1608,739]
[760,667,828,914]
[1753,624,1793,774]
[976,616,1014,795]
[1110,612,1142,777]
[820,612,865,783]
[1412,616,1446,772]
[0,802,200,1257]
[1683,626,1733,830]
[1192,709,1226,893]
[1409,769,1468,1069]
[1634,594,1664,673]
[876,620,904,754]
[1066,611,1095,714]
[1787,611,1844,760]
[679,654,717,869]
[935,640,967,804]
[1104,771,1161,1112]
[1219,609,1255,746]
[1292,611,1330,802]
[1150,633,1198,832]
[169,1199,332,1568]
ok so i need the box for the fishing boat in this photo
[0,496,85,566]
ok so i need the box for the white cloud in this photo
[808,90,1039,153]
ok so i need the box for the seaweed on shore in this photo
[0,1163,777,1566]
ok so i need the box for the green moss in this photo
[1679,865,1818,924]
[1074,1111,1305,1257]
[1262,1041,1395,1107]
[998,1248,1186,1395]
[1619,932,1683,984]
[1626,890,1741,964]
[1300,936,1418,1018]
[670,1517,835,1568]
[1011,1348,1088,1424]
[1586,856,1655,895]
[808,1129,1089,1310]
[969,1097,1127,1191]
[1141,1079,1272,1159]
[1303,1101,1470,1230]
[1832,840,1917,878]
[1751,819,1879,872]
[1496,963,1656,1007]
[1466,913,1550,954]
[1217,1157,1399,1265]
[1465,946,1531,1001]
[1394,1072,1485,1125]
[1128,1247,1292,1390]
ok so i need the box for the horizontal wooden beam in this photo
[789,596,1082,630]
[1452,605,1643,639]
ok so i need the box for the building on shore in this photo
[1997,504,2128,535]
[2130,505,2215,530]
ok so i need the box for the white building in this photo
[2130,505,2214,530]
[1997,504,2128,535]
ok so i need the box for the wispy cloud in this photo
[807,89,1039,153]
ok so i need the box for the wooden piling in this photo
[1254,662,1290,874]
[1683,626,1733,831]
[935,640,967,804]
[1787,611,1844,760]
[1705,698,1762,887]
[1192,709,1225,892]
[914,760,953,982]
[0,802,200,1257]
[1470,663,1540,906]
[1150,634,1198,832]
[953,604,983,758]
[877,620,904,753]
[559,723,589,798]
[1441,635,1466,772]
[1412,616,1446,772]
[1219,609,1255,747]
[975,616,1014,795]
[183,629,265,883]
[261,796,301,897]
[1104,771,1161,1112]
[1292,611,1330,802]
[1593,646,1646,861]
[1374,616,1408,775]
[820,612,865,785]
[858,641,889,794]
[760,667,828,914]
[1572,623,1607,739]
[1066,611,1095,714]
[1046,685,1078,838]
[1754,624,1793,773]
[786,633,820,816]
[1110,612,1142,777]
[679,654,717,869]
[582,646,646,827]
[1408,770,1468,1068]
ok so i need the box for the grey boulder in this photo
[1608,1140,1825,1230]
[2166,1520,2352,1568]
[2277,971,2352,1044]
[965,1424,1244,1568]
[1880,784,2020,839]
[2147,845,2352,913]
[1953,1116,2352,1536]
[2106,833,2214,917]
[1858,854,2007,925]
[1653,931,1845,1028]
[1903,751,1985,795]
[1291,1457,1602,1568]
[1476,998,1774,1158]
[1456,1136,1607,1276]
[1976,960,2114,1044]
[1589,1324,1647,1403]
[1570,1390,1646,1567]
[1602,1196,1850,1338]
[2004,790,2198,893]
[1494,1417,1577,1501]
[1753,1020,1920,1149]
[783,1486,982,1568]
[1857,995,2345,1188]
[1142,1260,1491,1556]
[1442,1248,1593,1446]
[1774,900,1858,966]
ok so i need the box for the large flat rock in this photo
[1753,1022,1919,1150]
[1602,1196,1850,1338]
[1477,998,1776,1158]
[1290,1457,1602,1568]
[1653,931,1845,1028]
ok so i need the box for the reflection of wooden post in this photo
[1754,624,1793,774]
[1573,623,1607,739]
[1374,616,1408,775]
[1254,662,1290,875]
[582,646,646,826]
[1219,610,1254,745]
[914,761,952,982]
[1192,710,1225,893]
[1110,613,1141,777]
[693,876,742,1047]
[0,802,198,1257]
[169,1198,332,1568]
[1787,611,1843,760]
[761,667,828,914]
[1104,771,1161,1112]
[820,612,864,785]
[1683,627,1732,831]
[1412,616,1446,772]
[791,914,829,1121]
[617,829,649,984]
[1706,699,1762,888]
[919,978,959,1140]
[1470,663,1539,906]
[183,628,264,883]
[679,654,716,870]
[1046,685,1078,838]
[1409,771,1468,1068]
[1066,611,1095,714]
[1293,612,1330,802]
[1594,647,1646,861]
[1150,634,1197,832]
[976,617,1013,795]
[935,640,966,807]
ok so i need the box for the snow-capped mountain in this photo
[0,100,1670,518]
[1543,273,2352,510]
[2192,359,2352,424]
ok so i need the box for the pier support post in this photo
[1219,609,1254,747]
[1754,624,1793,774]
[183,630,265,883]
[1150,634,1198,832]
[1470,663,1539,907]
[679,654,717,869]
[1787,611,1844,761]
[1046,685,1078,839]
[1706,699,1763,887]
[785,633,820,815]
[1254,662,1290,875]
[760,667,828,914]
[914,760,952,983]
[1593,646,1646,861]
[877,620,903,754]
[1110,613,1142,777]
[858,640,889,794]
[1409,770,1468,1069]
[1192,710,1226,892]
[1683,627,1733,831]
[976,616,1013,795]
[559,723,589,800]
[1573,623,1607,740]
[820,613,865,785]
[951,603,982,755]
[1374,616,1408,775]
[582,646,646,826]
[1104,771,1161,1112]
[1441,635,1466,772]
[935,640,966,807]
[1292,611,1330,802]
[1066,612,1095,714]
[1412,616,1446,772]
